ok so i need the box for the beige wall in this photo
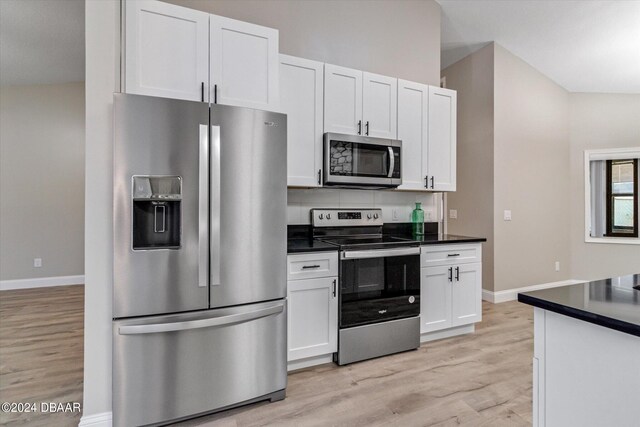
[442,44,495,290]
[493,44,571,292]
[443,43,572,292]
[163,0,442,86]
[569,93,640,280]
[0,82,85,280]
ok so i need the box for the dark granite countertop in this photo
[409,234,487,245]
[287,238,338,254]
[518,274,640,337]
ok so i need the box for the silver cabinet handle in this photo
[341,246,420,260]
[198,125,209,288]
[210,125,221,287]
[118,302,284,335]
[387,146,395,178]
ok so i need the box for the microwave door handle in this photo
[387,146,395,178]
[198,125,209,288]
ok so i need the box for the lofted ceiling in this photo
[439,0,640,93]
[0,0,85,86]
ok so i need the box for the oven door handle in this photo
[387,146,395,178]
[341,246,420,260]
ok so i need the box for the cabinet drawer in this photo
[421,244,481,268]
[287,252,338,280]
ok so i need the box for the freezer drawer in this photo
[113,300,287,427]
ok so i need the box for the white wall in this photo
[163,0,442,86]
[569,93,640,280]
[0,82,85,281]
[288,189,439,225]
[82,0,119,424]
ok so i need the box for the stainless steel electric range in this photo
[311,208,421,365]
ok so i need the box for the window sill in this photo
[585,236,640,245]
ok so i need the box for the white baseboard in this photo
[287,354,334,372]
[420,324,475,343]
[79,411,112,427]
[0,275,84,291]
[482,279,586,303]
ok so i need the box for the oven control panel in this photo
[311,209,383,227]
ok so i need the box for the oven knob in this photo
[326,214,332,219]
[319,214,324,220]
[367,214,372,219]
[409,296,415,304]
[373,213,379,219]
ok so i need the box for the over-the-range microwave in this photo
[323,132,402,188]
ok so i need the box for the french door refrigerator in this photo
[113,93,287,427]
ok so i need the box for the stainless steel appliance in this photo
[311,209,420,365]
[323,133,402,188]
[113,93,287,427]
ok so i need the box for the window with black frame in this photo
[606,159,638,237]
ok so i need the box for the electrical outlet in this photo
[426,210,433,221]
[555,261,560,272]
[34,258,42,268]
[392,209,400,221]
[449,209,457,219]
[504,210,512,221]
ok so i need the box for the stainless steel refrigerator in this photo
[112,93,287,427]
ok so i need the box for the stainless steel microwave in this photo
[323,133,402,188]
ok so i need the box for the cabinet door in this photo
[420,266,453,333]
[287,277,338,361]
[280,55,324,187]
[451,262,482,327]
[427,86,457,191]
[397,80,428,191]
[210,15,279,110]
[324,64,363,135]
[362,72,397,138]
[125,0,209,102]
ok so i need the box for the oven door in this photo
[324,133,401,187]
[339,247,420,328]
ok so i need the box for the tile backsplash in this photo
[287,188,441,225]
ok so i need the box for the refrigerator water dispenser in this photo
[132,176,181,250]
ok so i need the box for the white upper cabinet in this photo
[324,65,397,138]
[280,55,324,187]
[427,86,457,191]
[125,0,209,102]
[397,80,428,191]
[210,15,279,110]
[362,72,397,138]
[323,64,363,135]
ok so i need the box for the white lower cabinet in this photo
[287,277,338,362]
[420,244,482,336]
[286,252,338,369]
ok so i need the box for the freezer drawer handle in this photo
[118,302,284,335]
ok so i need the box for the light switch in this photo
[449,209,457,219]
[504,210,512,221]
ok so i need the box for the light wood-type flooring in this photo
[0,285,84,427]
[0,285,533,427]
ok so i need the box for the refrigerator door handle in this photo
[118,302,284,335]
[210,125,221,287]
[198,125,209,288]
